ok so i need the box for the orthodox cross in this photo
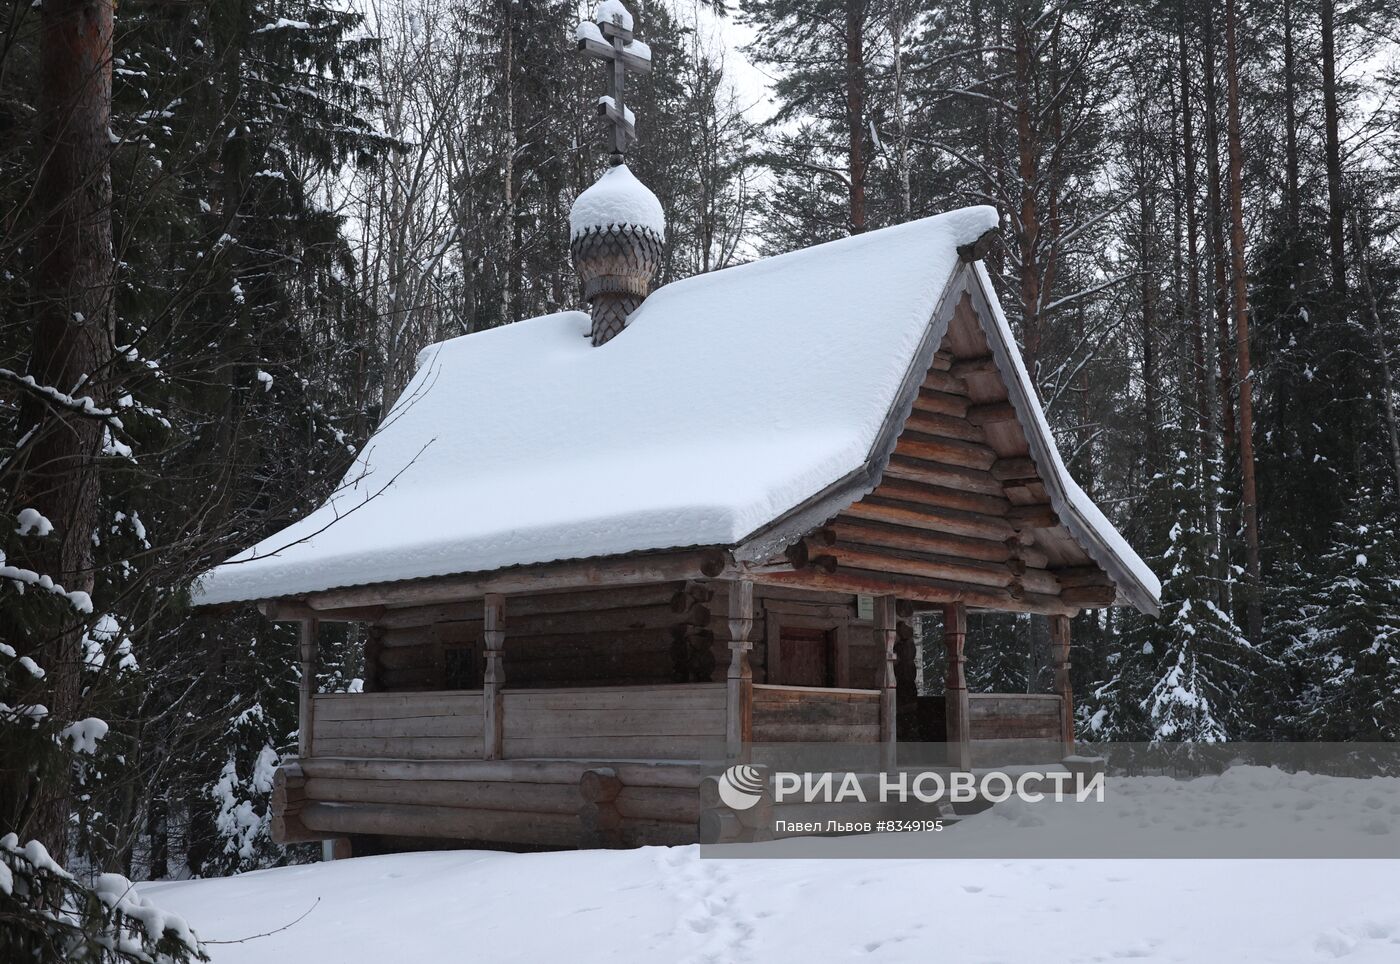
[576,3,652,166]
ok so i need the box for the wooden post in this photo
[726,578,754,761]
[362,626,384,693]
[875,596,898,768]
[943,602,971,770]
[1050,613,1074,759]
[298,619,319,759]
[483,593,505,760]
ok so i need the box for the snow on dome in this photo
[594,0,633,30]
[569,163,665,240]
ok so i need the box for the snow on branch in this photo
[0,368,117,420]
[0,550,95,614]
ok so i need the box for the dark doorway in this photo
[773,626,835,687]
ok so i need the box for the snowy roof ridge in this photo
[193,206,1158,611]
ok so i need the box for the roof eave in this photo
[962,267,1161,617]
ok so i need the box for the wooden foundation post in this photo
[875,596,898,768]
[943,602,971,770]
[483,593,505,760]
[298,619,319,758]
[1050,613,1074,758]
[726,578,754,761]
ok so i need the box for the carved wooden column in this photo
[875,596,898,768]
[943,602,971,770]
[298,619,319,759]
[1050,614,1074,758]
[725,579,754,761]
[894,600,918,739]
[484,593,505,760]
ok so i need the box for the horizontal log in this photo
[260,601,384,623]
[315,713,482,741]
[306,550,734,611]
[895,433,998,471]
[298,800,581,847]
[313,691,483,721]
[843,498,1014,543]
[304,777,583,814]
[299,756,706,788]
[870,478,1010,518]
[752,698,880,727]
[751,685,880,701]
[752,722,881,742]
[1060,584,1118,607]
[921,369,970,395]
[502,683,724,712]
[991,457,1039,483]
[312,735,483,761]
[948,354,997,379]
[501,734,724,761]
[829,519,1013,564]
[756,567,1076,616]
[503,648,676,679]
[614,785,703,823]
[377,584,685,630]
[826,545,1060,596]
[1050,565,1114,588]
[1006,504,1059,529]
[900,410,985,443]
[883,455,1006,497]
[502,707,725,739]
[912,388,971,418]
[966,401,1018,427]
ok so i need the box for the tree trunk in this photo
[845,0,867,233]
[889,0,911,219]
[1179,10,1209,454]
[1202,14,1236,466]
[1283,0,1301,237]
[7,0,116,862]
[1014,17,1042,380]
[1320,0,1347,296]
[1224,0,1263,641]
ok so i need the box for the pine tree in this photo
[1292,492,1400,741]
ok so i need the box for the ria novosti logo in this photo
[717,764,767,810]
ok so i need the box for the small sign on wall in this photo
[856,594,875,622]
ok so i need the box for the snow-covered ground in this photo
[143,767,1400,963]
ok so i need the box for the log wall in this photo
[500,684,726,760]
[311,691,483,760]
[751,684,880,743]
[284,757,706,849]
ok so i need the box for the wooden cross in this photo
[576,5,652,165]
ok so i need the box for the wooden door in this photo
[774,626,834,687]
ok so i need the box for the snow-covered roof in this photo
[569,164,664,240]
[194,206,1158,609]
